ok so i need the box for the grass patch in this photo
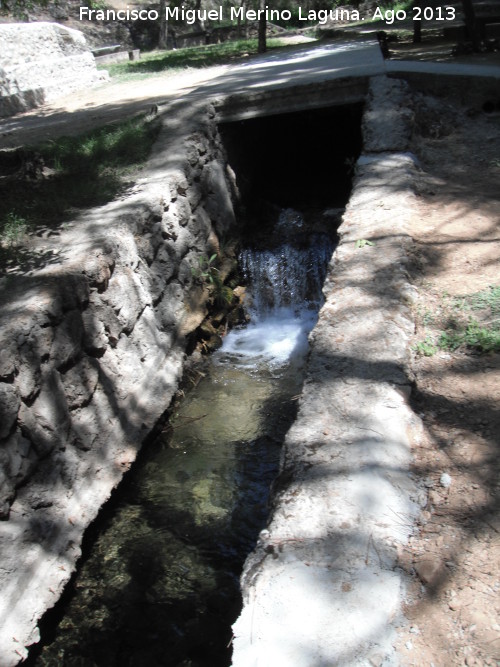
[104,38,285,81]
[460,285,500,315]
[414,285,500,356]
[0,114,160,250]
[438,320,500,353]
[414,334,438,357]
[1,212,28,247]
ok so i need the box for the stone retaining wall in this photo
[0,103,236,666]
[0,23,107,117]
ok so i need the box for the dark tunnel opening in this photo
[219,102,364,223]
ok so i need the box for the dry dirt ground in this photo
[394,96,500,666]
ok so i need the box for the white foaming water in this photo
[219,308,317,370]
[216,211,334,370]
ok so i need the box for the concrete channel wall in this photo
[0,104,237,666]
[231,76,425,666]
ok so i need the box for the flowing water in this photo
[30,211,335,667]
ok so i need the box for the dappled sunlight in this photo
[1,30,499,666]
[0,38,384,151]
[234,532,407,665]
[388,86,500,664]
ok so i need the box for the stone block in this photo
[16,352,41,402]
[61,357,99,410]
[0,23,108,117]
[0,385,20,440]
[0,349,16,381]
[154,282,185,329]
[81,310,108,354]
[189,207,212,241]
[50,310,84,370]
[70,406,100,451]
[1,430,36,486]
[0,466,15,518]
[129,306,173,360]
[18,371,70,457]
[103,269,150,335]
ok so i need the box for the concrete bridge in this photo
[1,36,499,149]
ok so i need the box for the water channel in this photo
[28,101,363,666]
[29,210,335,667]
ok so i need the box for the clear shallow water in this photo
[30,214,334,667]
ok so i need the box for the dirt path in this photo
[0,66,229,149]
[0,34,316,150]
[396,95,500,666]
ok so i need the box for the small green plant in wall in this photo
[192,254,219,286]
[355,239,375,249]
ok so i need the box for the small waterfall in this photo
[218,209,334,370]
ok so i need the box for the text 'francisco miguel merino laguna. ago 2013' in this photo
[79,4,457,25]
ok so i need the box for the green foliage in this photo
[0,212,27,247]
[436,329,462,352]
[42,117,158,173]
[191,254,234,307]
[438,319,500,353]
[104,39,285,81]
[413,335,438,357]
[214,283,234,307]
[414,285,500,356]
[0,0,48,19]
[0,115,160,238]
[463,285,500,315]
[192,254,219,286]
[419,307,434,326]
[88,0,107,9]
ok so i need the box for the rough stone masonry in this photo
[0,101,237,666]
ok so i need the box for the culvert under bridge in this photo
[0,72,423,667]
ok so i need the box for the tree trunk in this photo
[237,0,245,37]
[412,0,422,43]
[462,0,481,50]
[158,0,168,49]
[257,0,266,53]
[195,0,205,31]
